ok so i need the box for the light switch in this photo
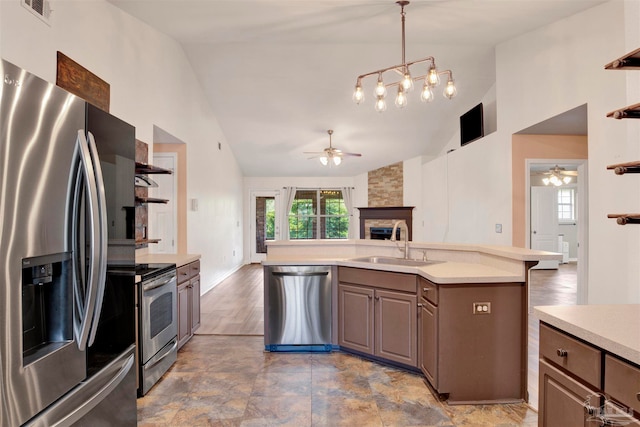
[495,224,502,233]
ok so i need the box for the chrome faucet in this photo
[390,220,409,259]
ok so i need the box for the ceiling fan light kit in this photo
[539,165,577,186]
[304,130,362,166]
[353,1,457,112]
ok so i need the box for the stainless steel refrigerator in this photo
[0,59,137,426]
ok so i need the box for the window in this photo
[557,188,576,222]
[289,189,349,239]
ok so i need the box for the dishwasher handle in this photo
[271,271,329,277]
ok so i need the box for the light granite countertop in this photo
[264,239,559,284]
[136,253,201,268]
[263,257,527,284]
[534,304,640,365]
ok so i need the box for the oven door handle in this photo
[143,276,175,291]
[144,338,178,371]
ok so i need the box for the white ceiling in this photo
[108,0,603,177]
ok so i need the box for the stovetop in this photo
[136,263,176,281]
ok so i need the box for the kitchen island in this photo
[263,239,559,404]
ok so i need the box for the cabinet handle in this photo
[583,404,597,416]
[368,295,372,299]
[636,392,640,402]
[417,303,423,307]
[374,296,380,301]
[423,288,429,292]
[557,349,568,357]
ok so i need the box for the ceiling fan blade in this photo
[561,171,578,176]
[341,152,362,157]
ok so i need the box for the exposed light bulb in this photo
[401,71,413,92]
[550,175,561,186]
[374,75,387,97]
[444,78,457,99]
[543,178,550,186]
[563,176,572,184]
[420,83,433,103]
[395,86,407,108]
[375,95,387,112]
[428,65,440,86]
[319,156,328,166]
[333,156,342,166]
[353,83,364,104]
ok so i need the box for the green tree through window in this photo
[289,189,348,239]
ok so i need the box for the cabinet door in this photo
[338,284,374,355]
[419,299,438,387]
[190,275,201,334]
[539,359,595,427]
[177,282,190,349]
[375,289,417,367]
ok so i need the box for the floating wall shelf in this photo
[604,47,640,70]
[605,48,640,226]
[606,102,640,119]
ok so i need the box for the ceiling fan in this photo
[534,165,578,186]
[304,130,362,166]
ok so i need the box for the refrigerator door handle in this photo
[86,131,108,347]
[72,130,101,351]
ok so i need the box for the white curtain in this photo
[282,186,297,240]
[341,187,355,239]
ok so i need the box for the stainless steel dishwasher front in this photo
[265,265,332,351]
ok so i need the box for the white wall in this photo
[421,132,512,245]
[421,0,639,304]
[0,0,245,295]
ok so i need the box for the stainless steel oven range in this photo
[136,263,177,396]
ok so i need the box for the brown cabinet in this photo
[419,298,438,387]
[177,260,201,349]
[338,267,418,367]
[418,276,439,386]
[538,359,596,427]
[538,323,640,426]
[419,277,526,403]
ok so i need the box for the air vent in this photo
[22,0,52,25]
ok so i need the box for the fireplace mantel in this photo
[357,206,414,240]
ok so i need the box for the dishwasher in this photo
[265,265,332,352]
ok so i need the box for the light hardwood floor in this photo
[195,262,578,411]
[197,264,264,335]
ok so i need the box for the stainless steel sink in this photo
[348,256,442,267]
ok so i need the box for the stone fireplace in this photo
[358,206,414,240]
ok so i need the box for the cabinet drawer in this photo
[177,265,191,284]
[189,260,201,278]
[605,354,640,414]
[338,267,417,293]
[419,277,438,305]
[539,323,602,389]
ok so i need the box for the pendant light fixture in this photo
[352,1,457,112]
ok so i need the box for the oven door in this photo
[140,271,177,364]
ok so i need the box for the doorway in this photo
[250,190,280,263]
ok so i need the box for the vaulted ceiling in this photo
[108,0,604,177]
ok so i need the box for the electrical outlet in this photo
[495,223,502,233]
[473,302,491,314]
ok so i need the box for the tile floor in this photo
[137,335,538,426]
